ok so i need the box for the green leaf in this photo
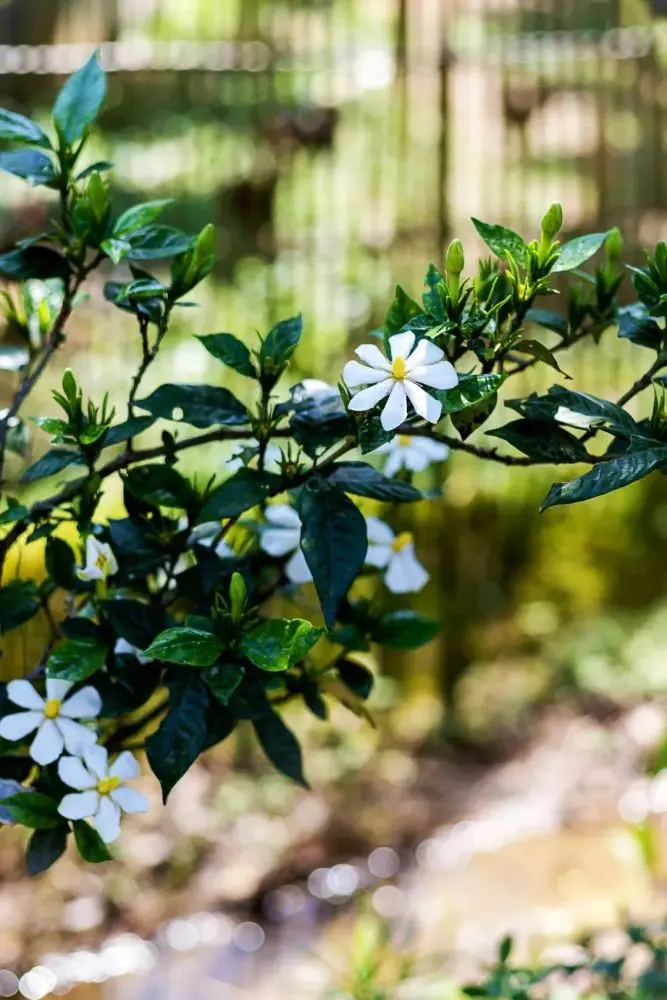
[0,580,40,634]
[103,416,155,446]
[551,232,609,273]
[451,392,497,441]
[136,383,248,429]
[124,464,193,509]
[358,413,393,454]
[422,263,446,320]
[289,385,350,457]
[0,246,70,282]
[299,478,367,629]
[326,462,424,502]
[202,662,245,705]
[513,339,570,378]
[507,386,639,439]
[472,218,528,266]
[437,373,505,414]
[125,225,192,261]
[27,826,69,876]
[372,610,441,650]
[3,792,62,829]
[102,599,164,650]
[170,223,216,297]
[100,237,131,264]
[47,635,109,681]
[114,199,174,237]
[197,333,257,378]
[525,308,569,339]
[617,303,663,351]
[45,536,77,590]
[488,419,589,463]
[338,660,374,699]
[0,499,28,525]
[72,820,112,863]
[384,285,424,336]
[198,468,282,521]
[53,51,107,146]
[239,618,324,672]
[147,674,210,800]
[0,149,57,186]
[253,711,308,787]
[144,627,223,667]
[541,448,667,510]
[260,315,303,370]
[21,446,86,484]
[0,109,51,148]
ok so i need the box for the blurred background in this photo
[5,0,667,997]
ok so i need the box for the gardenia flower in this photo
[0,677,101,766]
[77,536,118,582]
[343,331,458,431]
[365,516,429,594]
[375,434,450,477]
[58,745,148,844]
[259,505,313,584]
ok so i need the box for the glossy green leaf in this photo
[198,468,282,521]
[0,109,51,148]
[372,610,441,650]
[203,662,245,705]
[72,820,112,863]
[451,392,497,440]
[384,284,424,335]
[27,826,69,876]
[542,448,667,510]
[338,659,374,699]
[45,536,78,590]
[472,218,528,266]
[124,464,193,509]
[253,711,308,787]
[103,416,155,446]
[551,232,609,273]
[197,333,257,378]
[0,580,40,634]
[147,674,210,800]
[239,618,324,672]
[488,419,589,463]
[260,315,303,370]
[326,461,424,502]
[103,599,165,651]
[437,373,505,414]
[125,225,192,261]
[47,636,108,681]
[136,383,248,429]
[508,386,639,438]
[21,447,86,484]
[53,51,107,146]
[2,792,62,829]
[358,413,393,454]
[114,199,173,237]
[513,339,570,378]
[144,627,223,667]
[0,246,70,282]
[617,303,663,351]
[0,149,57,186]
[524,308,570,338]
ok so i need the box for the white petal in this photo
[0,711,42,741]
[366,544,392,569]
[83,744,109,780]
[382,450,404,477]
[57,717,98,755]
[60,686,102,719]
[102,543,118,576]
[408,360,459,390]
[343,360,388,388]
[365,516,395,545]
[77,565,104,582]
[6,679,44,710]
[45,678,74,703]
[388,331,416,361]
[58,790,99,821]
[58,755,96,790]
[355,344,391,370]
[110,787,148,814]
[380,382,407,431]
[110,750,141,781]
[94,796,121,844]
[285,548,313,584]
[384,546,429,594]
[347,380,392,413]
[30,719,64,765]
[403,381,442,424]
[260,527,300,558]
[263,504,301,529]
[413,437,450,461]
[215,540,234,559]
[402,446,432,473]
[404,338,444,370]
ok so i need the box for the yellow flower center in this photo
[398,434,411,447]
[95,552,109,572]
[391,356,407,380]
[43,699,61,720]
[97,776,121,796]
[392,531,413,553]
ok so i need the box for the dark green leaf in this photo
[488,419,589,463]
[372,610,441,650]
[513,339,570,378]
[541,448,667,510]
[437,373,505,414]
[253,711,308,787]
[125,225,192,261]
[203,662,245,705]
[144,627,223,667]
[551,232,609,273]
[451,392,497,440]
[199,468,282,521]
[358,413,394,454]
[384,285,424,336]
[114,199,173,237]
[136,383,248,429]
[45,536,77,590]
[47,636,108,681]
[27,826,69,876]
[102,599,164,650]
[508,386,639,438]
[3,792,61,829]
[147,674,210,800]
[422,263,446,320]
[525,308,569,338]
[21,447,86,484]
[0,149,57,186]
[290,385,350,457]
[472,218,528,266]
[0,499,28,525]
[617,303,663,351]
[72,820,112,863]
[103,416,155,446]
[0,109,50,148]
[53,51,107,146]
[0,246,70,282]
[299,478,367,629]
[124,464,193,509]
[0,580,40,634]
[76,160,114,180]
[197,333,257,378]
[338,659,374,699]
[260,315,303,370]
[499,935,513,964]
[239,618,324,672]
[326,461,424,502]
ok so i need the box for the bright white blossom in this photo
[0,677,101,765]
[58,745,148,844]
[77,536,118,582]
[228,441,282,474]
[365,516,429,594]
[375,434,450,477]
[259,505,312,584]
[343,331,458,432]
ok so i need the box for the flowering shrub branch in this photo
[0,53,664,873]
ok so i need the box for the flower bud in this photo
[445,239,465,277]
[605,227,624,264]
[229,571,247,623]
[541,202,563,241]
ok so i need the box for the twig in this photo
[396,423,604,467]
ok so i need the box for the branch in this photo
[396,423,604,467]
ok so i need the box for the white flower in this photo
[343,331,458,432]
[228,441,282,474]
[187,522,234,560]
[259,505,312,584]
[375,434,450,477]
[365,516,429,594]
[77,536,118,582]
[58,745,148,844]
[114,638,153,665]
[554,405,598,430]
[0,677,101,766]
